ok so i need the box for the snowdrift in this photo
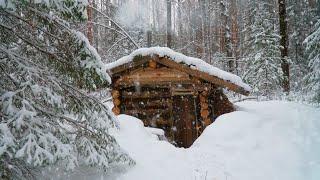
[113,101,320,180]
[191,101,320,180]
[57,101,320,180]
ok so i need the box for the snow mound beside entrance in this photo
[112,101,320,180]
[192,101,320,180]
[57,101,320,180]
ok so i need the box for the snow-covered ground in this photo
[59,100,320,180]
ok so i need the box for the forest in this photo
[0,0,320,180]
[89,0,320,101]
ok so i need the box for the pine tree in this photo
[242,1,282,97]
[303,19,320,103]
[0,1,134,179]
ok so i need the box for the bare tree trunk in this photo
[167,0,172,48]
[147,30,152,47]
[177,0,183,47]
[230,0,239,74]
[194,1,204,58]
[278,0,290,93]
[87,0,94,45]
[93,0,99,50]
[220,1,233,73]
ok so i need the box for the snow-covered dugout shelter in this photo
[106,47,251,148]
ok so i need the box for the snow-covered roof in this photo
[105,47,251,93]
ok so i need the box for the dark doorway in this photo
[173,95,196,148]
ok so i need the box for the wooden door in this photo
[173,95,196,148]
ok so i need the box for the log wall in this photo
[110,58,237,147]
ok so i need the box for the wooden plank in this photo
[171,87,196,92]
[171,91,195,96]
[115,79,197,87]
[114,67,204,87]
[122,67,190,81]
[123,98,172,104]
[117,83,207,92]
[115,68,199,86]
[156,57,250,95]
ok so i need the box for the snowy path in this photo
[63,101,320,180]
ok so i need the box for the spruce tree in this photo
[242,1,282,97]
[303,19,320,103]
[287,0,319,93]
[0,1,134,179]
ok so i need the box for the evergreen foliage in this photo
[0,0,134,179]
[304,20,320,103]
[287,0,319,93]
[242,1,282,96]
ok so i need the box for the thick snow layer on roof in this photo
[105,47,251,91]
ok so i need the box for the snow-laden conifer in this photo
[0,0,133,179]
[242,1,282,97]
[303,19,320,103]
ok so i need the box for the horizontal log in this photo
[123,99,172,109]
[156,57,250,96]
[156,119,173,126]
[171,91,195,96]
[122,91,171,99]
[124,108,171,116]
[116,82,205,90]
[115,78,196,87]
[124,103,172,110]
[114,67,204,87]
[126,67,190,78]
